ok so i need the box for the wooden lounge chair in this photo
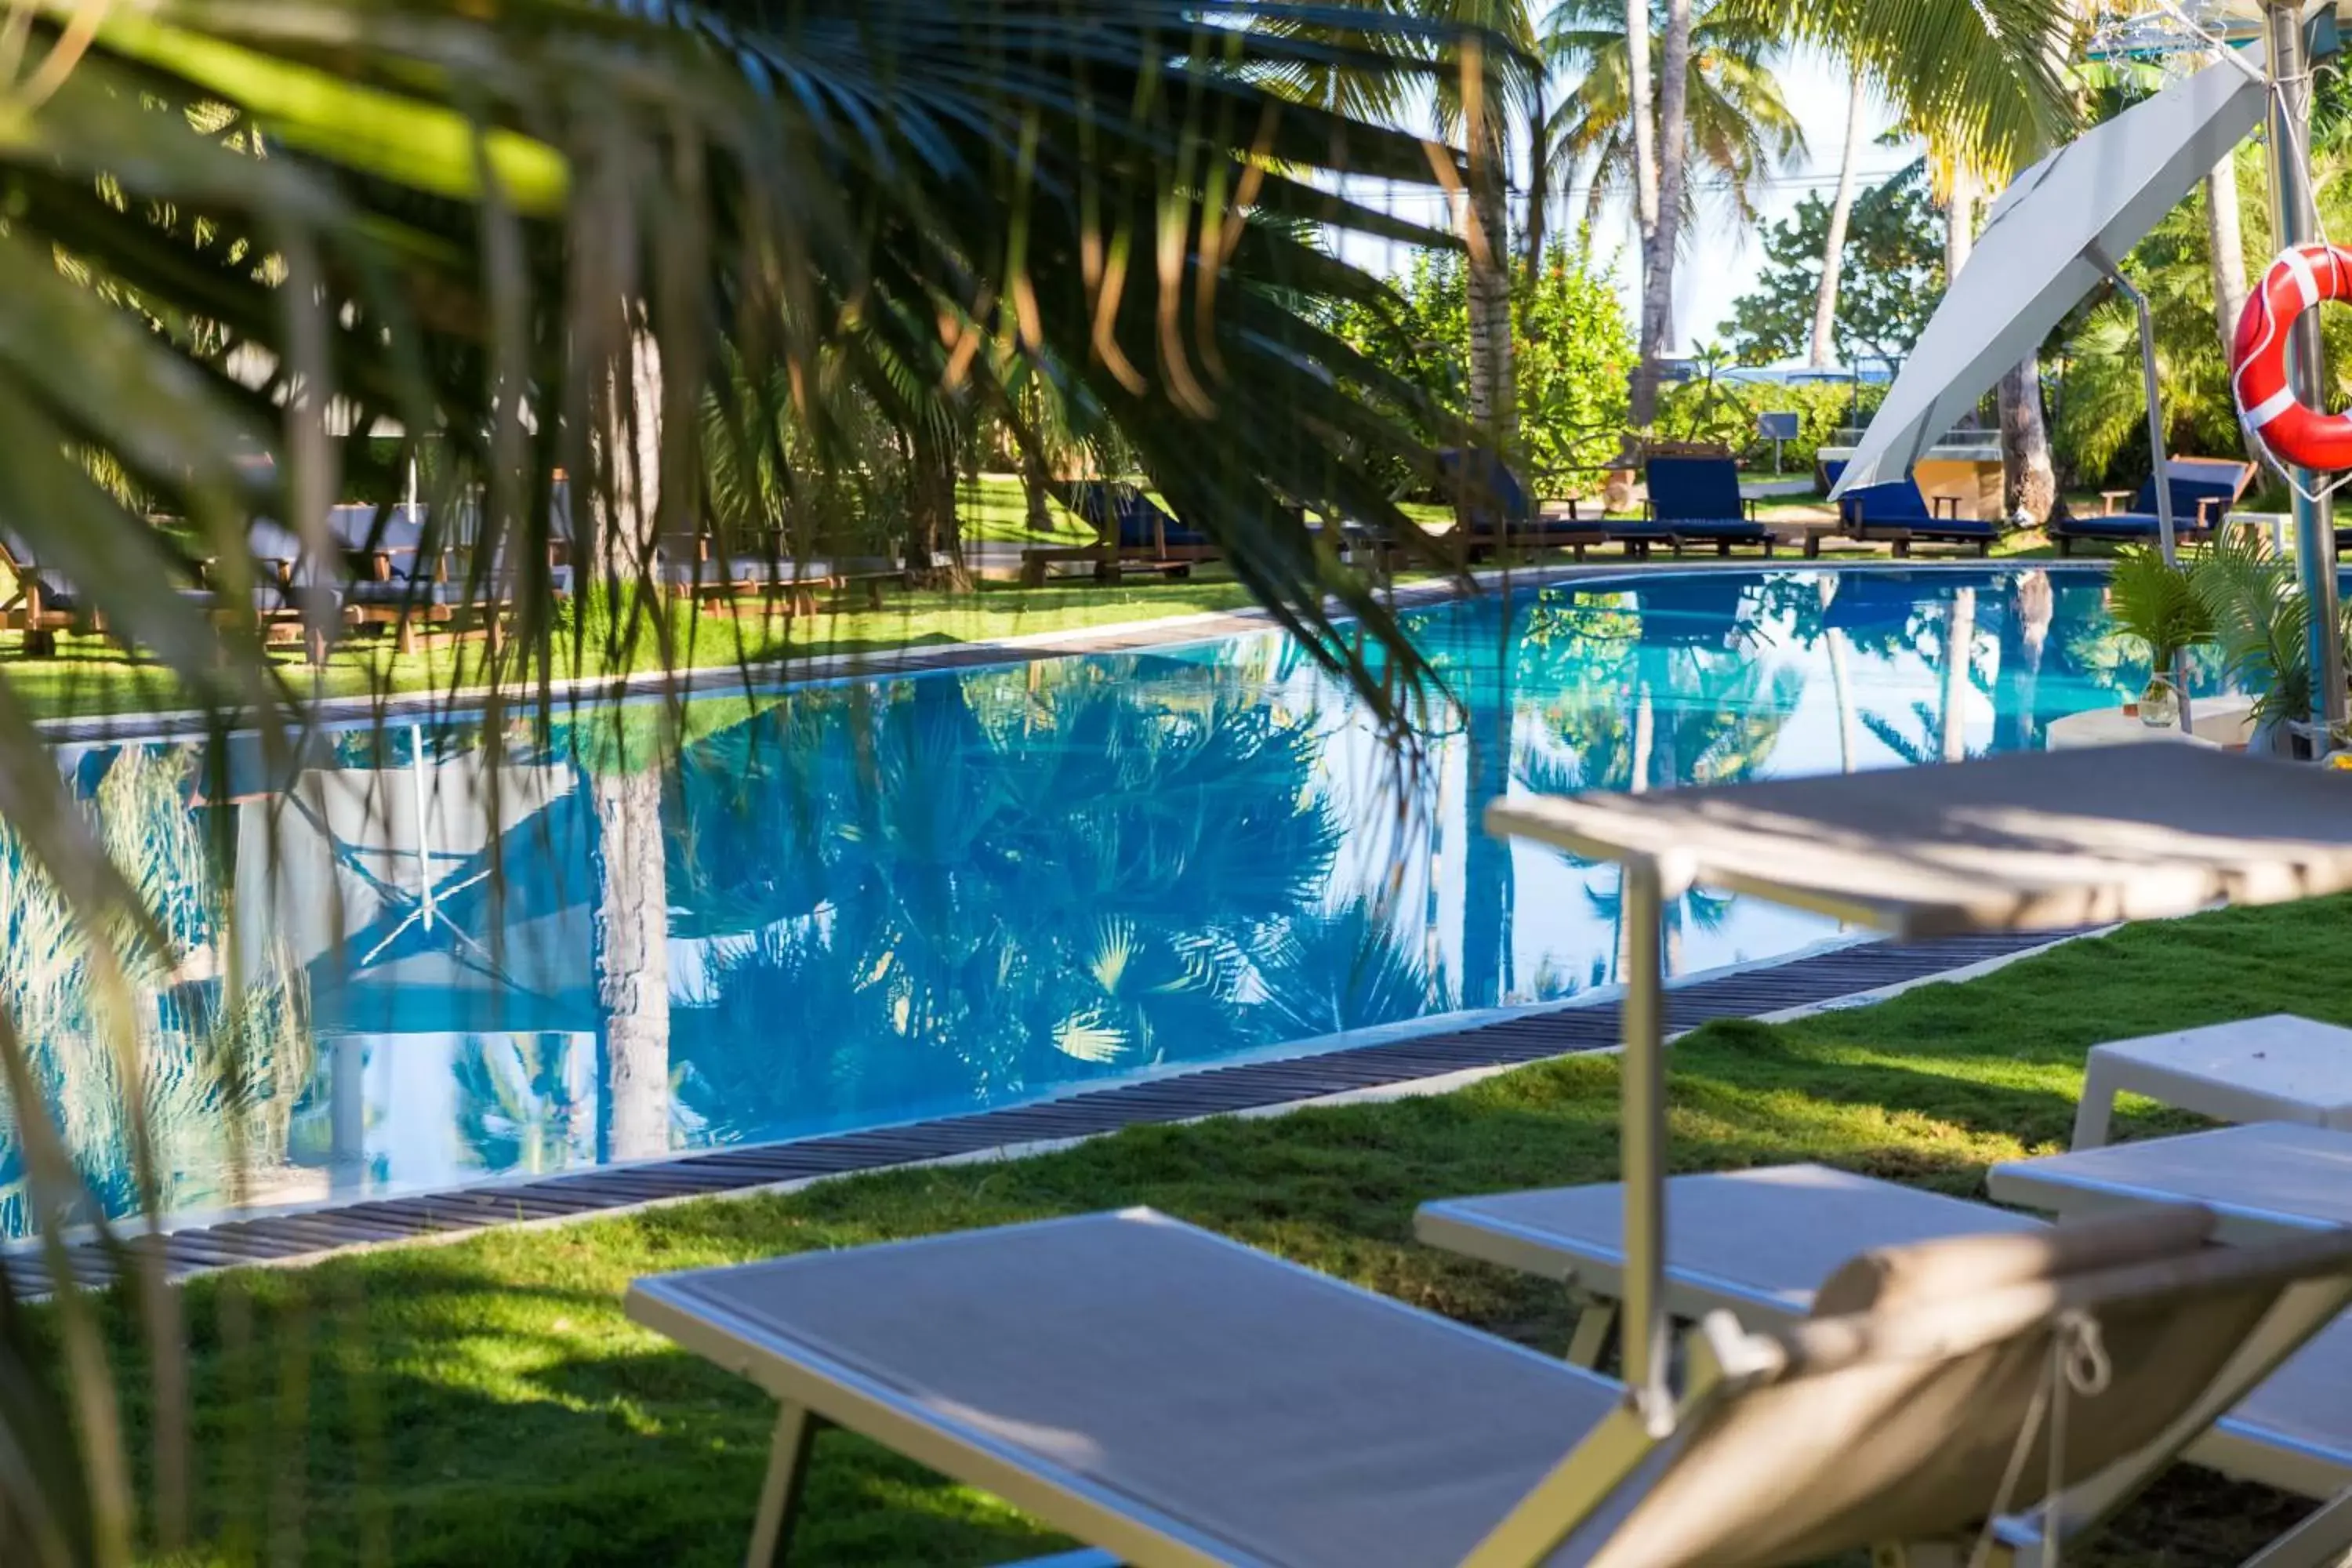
[4,525,336,659]
[657,535,836,615]
[629,1202,2352,1567]
[2051,457,2254,556]
[199,518,350,660]
[0,529,102,654]
[1823,460,2001,557]
[1434,449,1606,563]
[1019,481,1223,586]
[321,503,574,648]
[1621,456,1776,558]
[1416,1162,2352,1565]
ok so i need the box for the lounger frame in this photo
[1417,1167,2352,1566]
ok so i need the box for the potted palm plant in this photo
[2107,546,2213,728]
[2186,530,2352,756]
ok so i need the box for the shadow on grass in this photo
[78,902,2352,1566]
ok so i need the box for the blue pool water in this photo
[10,566,2187,1231]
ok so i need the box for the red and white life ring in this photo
[2233,243,2352,473]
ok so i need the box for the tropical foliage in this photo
[1721,165,1946,365]
[1539,0,1805,238]
[1324,242,1634,493]
[0,2,1499,1560]
[1650,369,1886,470]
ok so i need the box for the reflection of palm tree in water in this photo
[1858,585,1985,764]
[1991,572,2054,753]
[666,657,1345,1139]
[1513,589,1800,982]
[0,747,310,1235]
[452,1033,587,1176]
[592,764,670,1163]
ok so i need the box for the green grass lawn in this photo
[11,579,1284,724]
[11,481,2107,726]
[74,897,2348,1566]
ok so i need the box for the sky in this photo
[1330,47,1923,364]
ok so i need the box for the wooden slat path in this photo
[0,929,2061,1297]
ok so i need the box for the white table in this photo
[2227,511,2295,557]
[2074,1014,2352,1149]
[2045,694,2253,751]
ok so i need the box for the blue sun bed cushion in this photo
[1062,481,1211,550]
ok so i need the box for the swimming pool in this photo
[8,565,2185,1233]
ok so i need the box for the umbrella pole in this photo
[2093,249,2195,733]
[1621,852,1675,1433]
[2263,0,2347,737]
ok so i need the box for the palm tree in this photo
[666,661,1345,1137]
[1719,0,2079,454]
[1542,0,1802,419]
[2,5,1479,1559]
[1543,0,1805,242]
[1512,584,1800,976]
[1813,72,1871,369]
[1400,2,1541,450]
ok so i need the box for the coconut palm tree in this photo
[1813,72,1871,369]
[1542,0,1805,242]
[1696,0,2079,433]
[2,5,1481,1559]
[1541,0,1802,419]
[1511,584,1799,977]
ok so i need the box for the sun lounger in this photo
[1417,1162,2352,1563]
[2051,457,2253,556]
[1434,449,1606,563]
[1022,482,1223,586]
[630,1202,2352,1568]
[1822,460,2000,557]
[0,529,103,653]
[5,524,341,659]
[657,541,835,613]
[1989,1121,2352,1548]
[1621,456,1775,558]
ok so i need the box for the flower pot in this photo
[2140,673,2180,728]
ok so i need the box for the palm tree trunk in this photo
[1939,586,1976,763]
[1993,569,2052,753]
[1615,684,1656,982]
[1828,633,1858,772]
[1631,0,1694,426]
[2206,154,2249,365]
[1626,0,1660,250]
[592,330,666,587]
[593,766,670,1163]
[1810,72,1869,370]
[1460,654,1515,1008]
[1523,81,1550,290]
[908,419,972,587]
[1465,118,1518,445]
[1998,356,2056,523]
[1944,165,1976,287]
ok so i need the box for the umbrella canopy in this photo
[1830,47,2267,499]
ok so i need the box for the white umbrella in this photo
[1829,47,2267,501]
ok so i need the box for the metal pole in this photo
[2265,0,2347,735]
[2092,248,2195,733]
[1621,854,1673,1434]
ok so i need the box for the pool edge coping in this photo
[2,924,2086,1299]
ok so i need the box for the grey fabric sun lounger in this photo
[1417,1163,2352,1565]
[630,1203,2352,1568]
